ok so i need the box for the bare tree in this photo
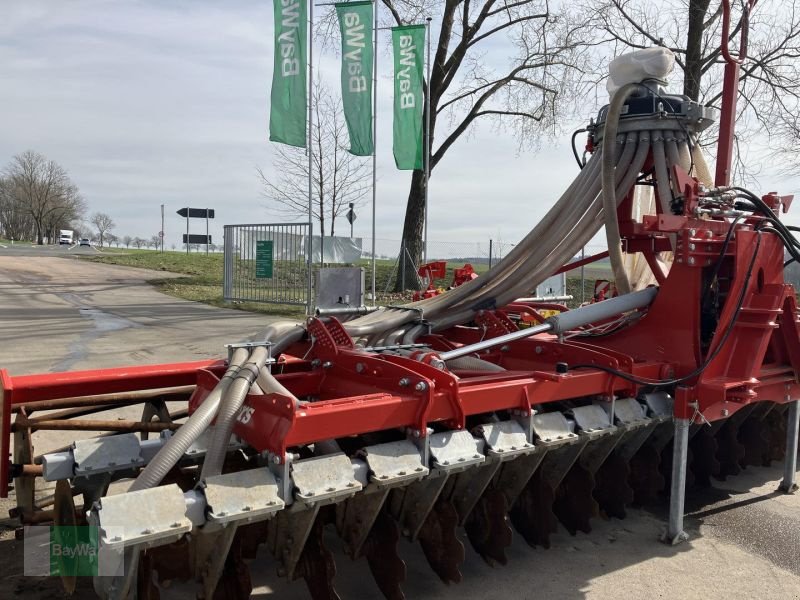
[259,80,371,238]
[90,212,115,248]
[149,234,161,249]
[132,237,145,249]
[574,0,800,180]
[3,151,85,244]
[0,177,32,241]
[319,2,591,288]
[122,235,132,248]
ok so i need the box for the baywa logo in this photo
[50,526,100,577]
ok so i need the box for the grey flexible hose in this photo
[601,83,640,295]
[256,367,300,402]
[446,356,506,372]
[652,135,673,215]
[129,347,250,491]
[200,346,270,479]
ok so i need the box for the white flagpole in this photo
[306,0,315,314]
[371,0,378,304]
[423,17,432,264]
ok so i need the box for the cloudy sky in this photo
[1,0,797,254]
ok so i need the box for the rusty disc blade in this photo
[594,452,633,520]
[148,538,193,586]
[464,487,512,566]
[628,443,665,506]
[715,419,745,480]
[509,468,558,549]
[213,535,253,600]
[363,509,406,600]
[552,463,597,536]
[53,479,78,596]
[738,417,771,467]
[417,499,464,584]
[689,427,719,488]
[764,406,788,462]
[296,517,341,600]
[137,550,161,600]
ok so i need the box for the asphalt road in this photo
[0,241,105,257]
[0,255,799,600]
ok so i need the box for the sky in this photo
[0,0,798,254]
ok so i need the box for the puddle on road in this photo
[51,301,140,372]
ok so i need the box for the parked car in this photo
[79,238,91,247]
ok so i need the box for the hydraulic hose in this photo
[200,346,270,479]
[129,347,250,491]
[446,356,506,372]
[652,135,673,215]
[601,82,641,295]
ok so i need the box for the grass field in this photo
[79,248,611,313]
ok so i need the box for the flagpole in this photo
[306,0,315,314]
[371,0,378,305]
[423,17,432,265]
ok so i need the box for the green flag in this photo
[392,25,425,170]
[269,0,307,147]
[336,1,374,156]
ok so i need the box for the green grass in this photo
[78,248,611,314]
[79,249,306,318]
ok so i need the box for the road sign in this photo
[346,204,357,225]
[177,208,215,219]
[256,240,274,279]
[183,234,212,245]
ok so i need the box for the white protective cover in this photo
[607,47,675,98]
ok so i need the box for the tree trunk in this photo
[684,0,711,101]
[394,169,427,291]
[36,223,43,245]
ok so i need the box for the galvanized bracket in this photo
[225,341,275,366]
[95,484,192,550]
[531,411,580,447]
[428,430,485,472]
[72,433,143,477]
[203,467,284,528]
[642,391,674,421]
[364,439,429,486]
[291,452,362,505]
[478,420,537,460]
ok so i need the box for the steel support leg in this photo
[779,401,799,493]
[663,418,689,545]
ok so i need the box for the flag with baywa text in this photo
[392,24,425,170]
[270,0,307,147]
[336,1,374,156]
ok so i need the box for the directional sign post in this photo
[347,202,357,238]
[183,234,212,245]
[177,208,215,254]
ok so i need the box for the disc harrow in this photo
[4,30,800,599]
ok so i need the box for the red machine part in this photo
[412,261,447,301]
[0,360,221,497]
[412,261,477,301]
[453,263,478,286]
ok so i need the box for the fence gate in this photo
[223,223,310,308]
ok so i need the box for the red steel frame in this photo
[0,360,222,497]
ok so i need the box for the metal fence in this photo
[223,223,310,307]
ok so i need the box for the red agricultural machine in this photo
[3,2,798,599]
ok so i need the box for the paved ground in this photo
[0,255,799,599]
